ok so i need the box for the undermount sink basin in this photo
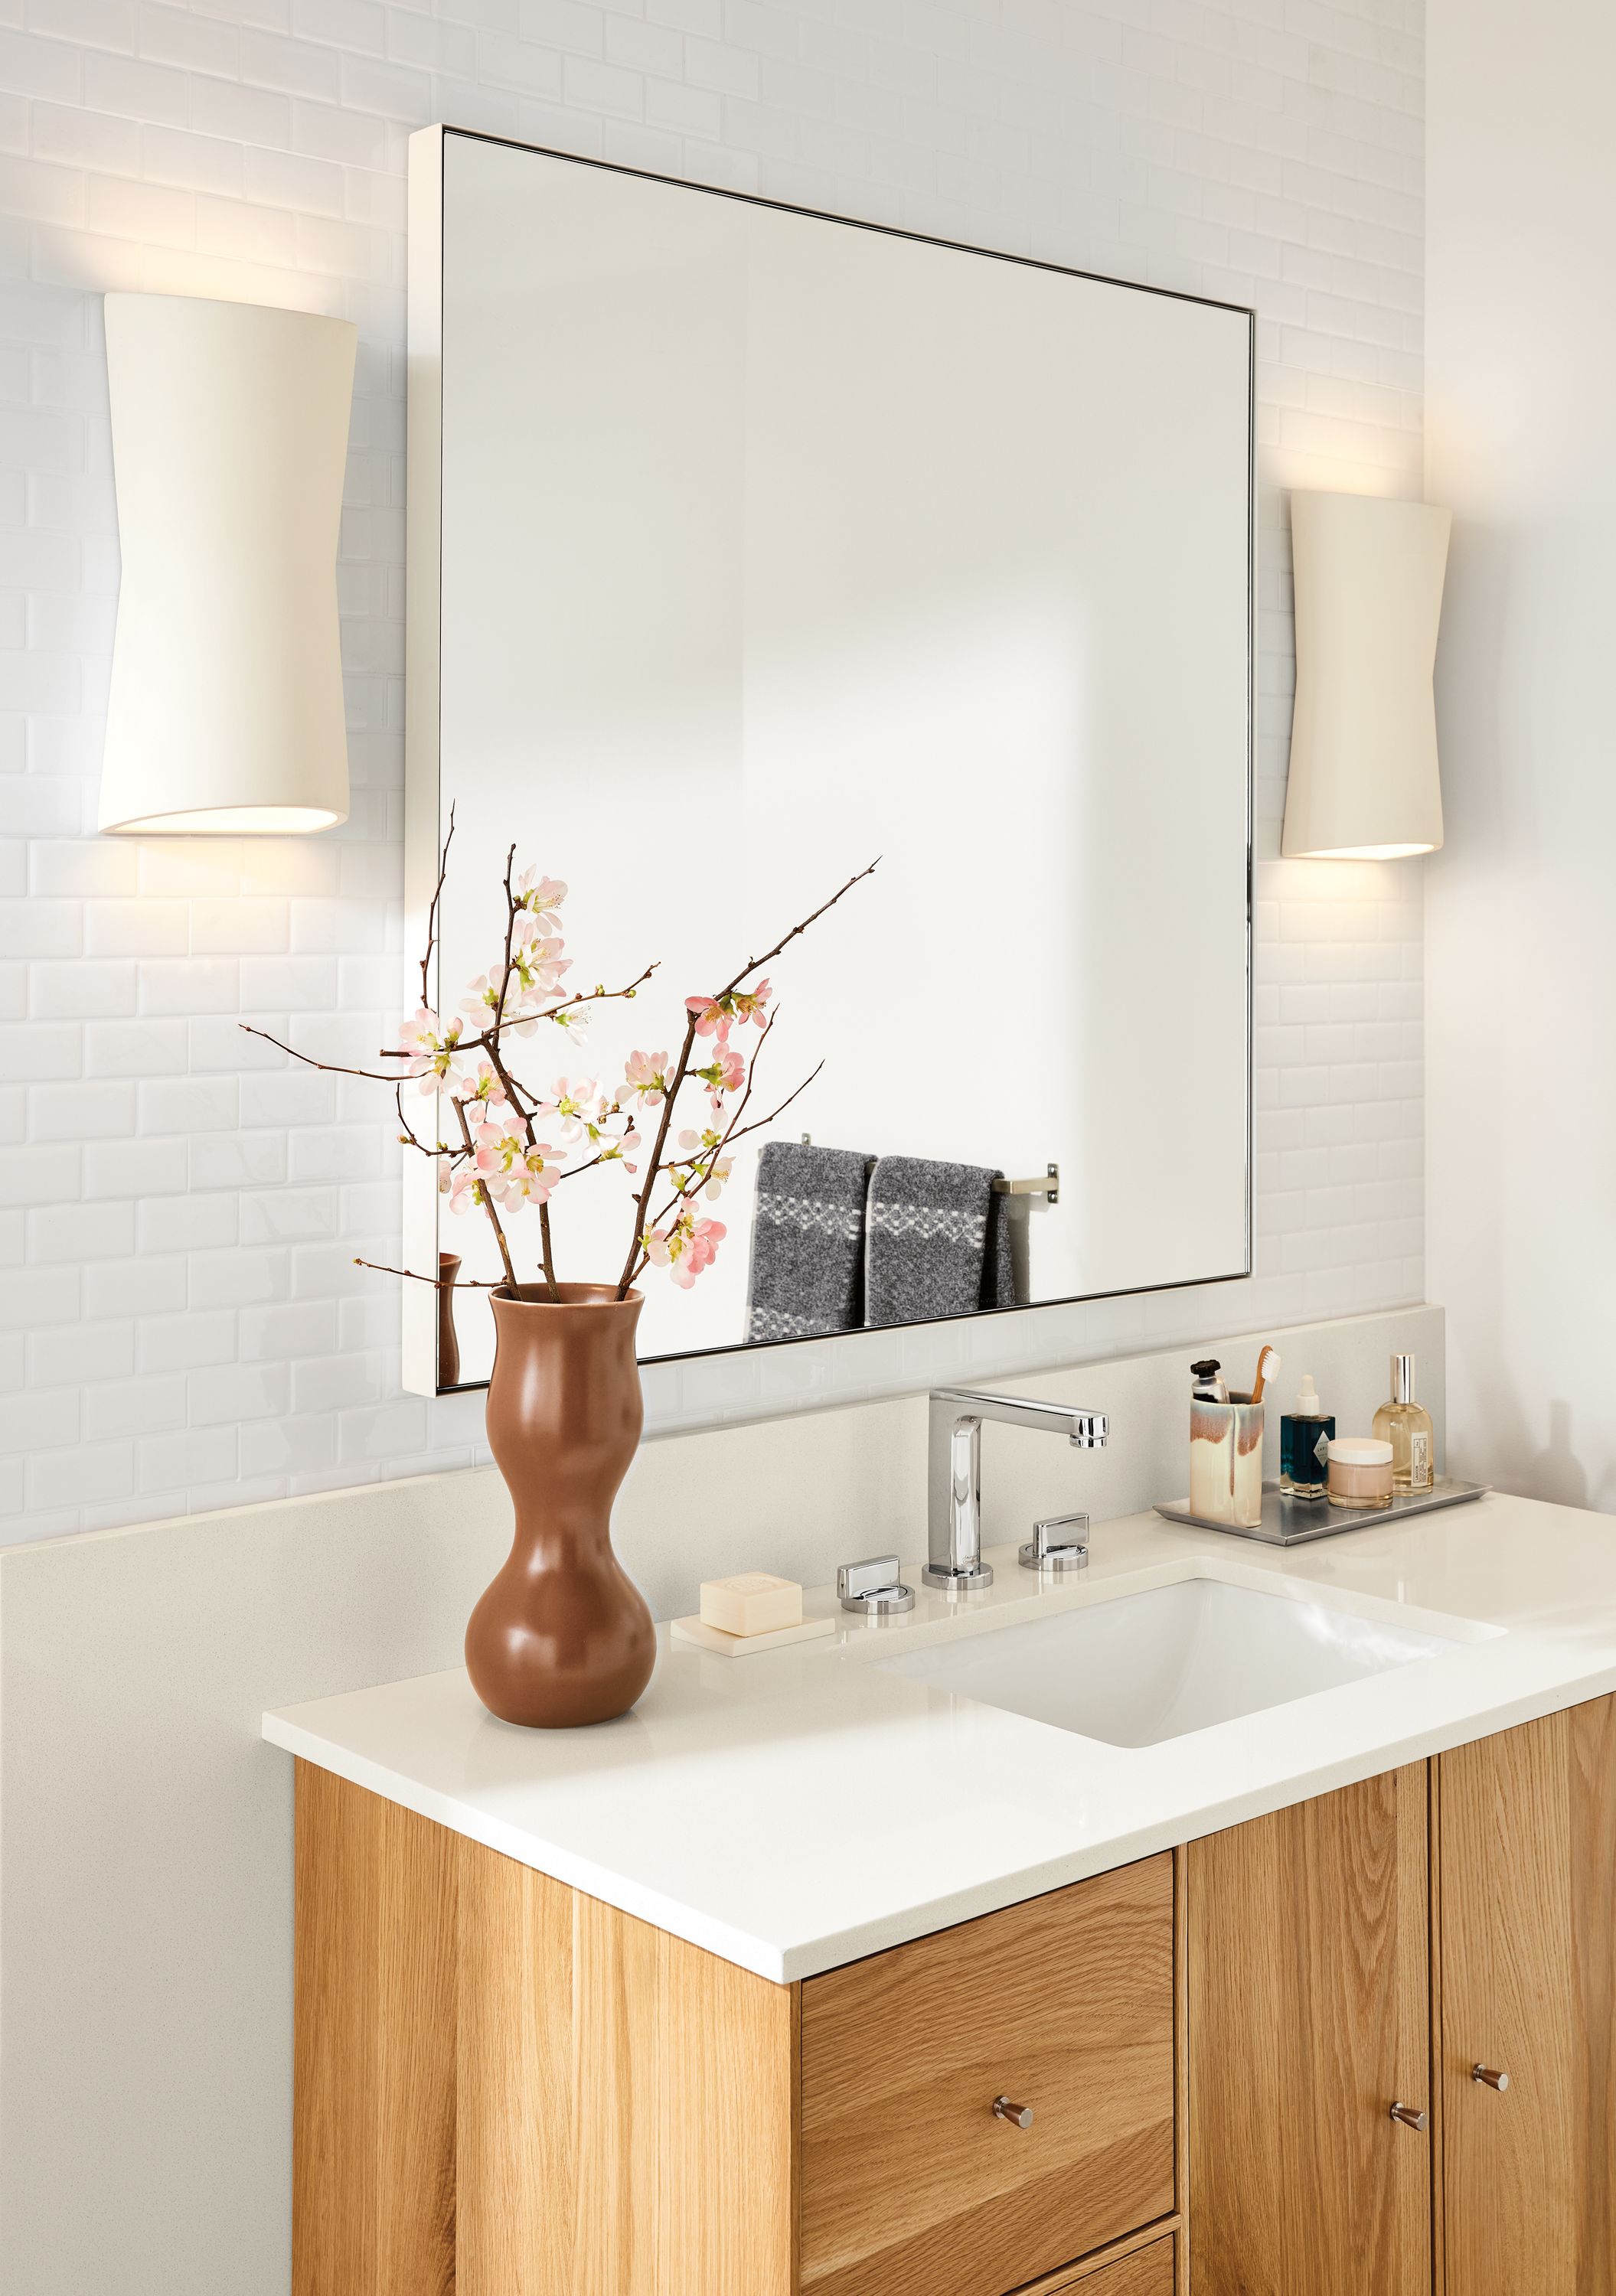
[870,1574,1471,1748]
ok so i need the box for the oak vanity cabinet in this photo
[292,1763,1186,2296]
[1187,1694,1616,2296]
[1437,1698,1616,2296]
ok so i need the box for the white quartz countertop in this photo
[263,1490,1616,1982]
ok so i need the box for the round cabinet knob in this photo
[1389,2101,1428,2131]
[992,2095,1034,2129]
[1472,2063,1511,2092]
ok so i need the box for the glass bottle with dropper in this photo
[1280,1374,1335,1499]
[1373,1353,1435,1493]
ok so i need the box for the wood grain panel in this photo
[292,1762,458,2296]
[1187,1764,1432,2296]
[1043,2233,1176,2292]
[1438,1695,1616,2296]
[798,1854,1176,2296]
[452,1841,798,2296]
[455,1844,576,2294]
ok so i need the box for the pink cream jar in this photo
[1327,1436,1394,1510]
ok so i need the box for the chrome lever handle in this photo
[1389,2100,1427,2131]
[992,2095,1034,2129]
[1019,1512,1090,1573]
[837,1555,915,1614]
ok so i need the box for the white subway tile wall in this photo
[0,0,1425,1542]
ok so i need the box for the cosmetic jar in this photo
[1327,1437,1394,1511]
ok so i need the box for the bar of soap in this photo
[699,1571,801,1637]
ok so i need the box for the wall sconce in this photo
[1281,490,1451,860]
[98,293,357,837]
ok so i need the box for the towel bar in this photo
[993,1164,1059,1204]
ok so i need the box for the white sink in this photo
[870,1574,1474,1747]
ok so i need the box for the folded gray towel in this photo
[863,1155,1019,1326]
[745,1142,877,1342]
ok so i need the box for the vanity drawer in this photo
[798,1853,1177,2296]
[1043,2234,1177,2294]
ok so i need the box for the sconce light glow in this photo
[98,293,357,837]
[1281,491,1451,862]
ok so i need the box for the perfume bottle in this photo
[1374,1353,1435,1492]
[1279,1374,1335,1499]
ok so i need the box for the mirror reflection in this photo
[407,132,1254,1389]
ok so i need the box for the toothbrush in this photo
[1249,1345,1280,1404]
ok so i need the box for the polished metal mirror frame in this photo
[403,122,1255,1398]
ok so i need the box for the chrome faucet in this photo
[926,1388,1108,1592]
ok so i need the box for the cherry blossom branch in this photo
[629,1023,825,1283]
[452,1095,518,1291]
[613,862,875,1296]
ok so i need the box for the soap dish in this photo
[670,1613,836,1658]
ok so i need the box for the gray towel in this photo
[863,1155,1019,1326]
[746,1142,877,1342]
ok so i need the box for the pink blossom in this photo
[643,1208,727,1288]
[456,1059,508,1111]
[445,1163,485,1216]
[729,977,771,1029]
[677,1127,733,1199]
[535,1076,604,1143]
[623,1048,671,1106]
[695,1042,746,1101]
[472,1116,560,1208]
[515,867,566,921]
[684,993,730,1040]
[393,1007,465,1095]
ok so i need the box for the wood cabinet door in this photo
[798,1853,1176,2296]
[1187,1764,1433,2296]
[1438,1695,1616,2296]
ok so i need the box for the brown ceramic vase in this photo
[465,1282,655,1729]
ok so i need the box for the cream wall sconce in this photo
[1281,489,1452,860]
[98,293,357,836]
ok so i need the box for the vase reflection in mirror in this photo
[436,1252,461,1388]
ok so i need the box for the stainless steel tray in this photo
[1154,1476,1490,1546]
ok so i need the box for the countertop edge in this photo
[264,1656,1616,1984]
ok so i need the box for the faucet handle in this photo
[1019,1513,1091,1573]
[837,1555,916,1614]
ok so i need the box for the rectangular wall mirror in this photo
[404,125,1254,1395]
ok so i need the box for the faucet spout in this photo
[925,1388,1108,1593]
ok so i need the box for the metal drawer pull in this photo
[1472,2063,1510,2092]
[992,2095,1034,2129]
[1389,2101,1427,2131]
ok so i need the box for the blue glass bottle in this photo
[1280,1375,1335,1499]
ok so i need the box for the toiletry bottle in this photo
[1190,1358,1229,1403]
[1280,1374,1335,1499]
[1374,1352,1434,1493]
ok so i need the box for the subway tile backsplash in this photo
[2,0,1425,1541]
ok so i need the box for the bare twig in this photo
[393,1083,446,1160]
[420,804,456,1009]
[717,858,877,999]
[238,1021,405,1087]
[354,1257,501,1289]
